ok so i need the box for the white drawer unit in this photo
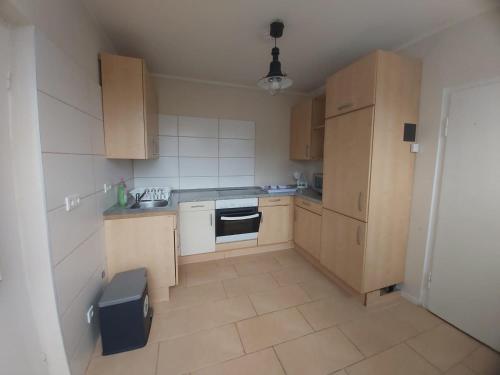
[179,201,215,256]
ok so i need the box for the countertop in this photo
[103,187,322,220]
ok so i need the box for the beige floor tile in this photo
[156,324,243,374]
[150,296,256,341]
[86,343,158,375]
[298,296,367,330]
[299,276,352,301]
[154,281,226,314]
[386,299,443,333]
[346,343,439,375]
[224,252,278,265]
[192,348,285,375]
[271,263,326,286]
[406,324,479,372]
[444,364,477,375]
[249,284,311,314]
[237,308,313,353]
[333,370,348,375]
[339,310,419,357]
[273,251,309,267]
[275,327,363,375]
[234,257,283,277]
[462,346,500,375]
[223,273,279,298]
[185,262,238,287]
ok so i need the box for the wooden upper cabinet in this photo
[322,107,373,221]
[100,53,159,159]
[325,52,377,118]
[290,95,325,160]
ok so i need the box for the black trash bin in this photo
[98,268,153,355]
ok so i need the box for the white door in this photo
[179,209,215,255]
[427,80,500,350]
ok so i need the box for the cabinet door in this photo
[294,206,321,259]
[258,205,292,245]
[325,52,377,118]
[290,99,312,160]
[320,209,365,293]
[101,53,147,159]
[179,210,215,255]
[323,107,373,221]
[105,215,176,303]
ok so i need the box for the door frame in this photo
[420,76,500,307]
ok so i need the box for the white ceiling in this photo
[83,0,498,93]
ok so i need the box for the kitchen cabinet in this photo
[290,95,325,160]
[104,214,177,303]
[321,50,422,294]
[323,107,373,222]
[320,210,365,293]
[325,52,377,118]
[258,197,293,246]
[294,205,321,259]
[178,201,215,256]
[100,53,159,159]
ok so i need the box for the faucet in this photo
[135,189,148,203]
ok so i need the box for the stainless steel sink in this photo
[130,200,169,209]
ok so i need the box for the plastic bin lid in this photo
[98,268,147,308]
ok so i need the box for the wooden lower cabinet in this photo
[258,204,293,246]
[104,214,177,303]
[294,206,321,259]
[320,209,366,293]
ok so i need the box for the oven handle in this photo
[220,213,260,221]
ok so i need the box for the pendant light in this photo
[257,20,293,95]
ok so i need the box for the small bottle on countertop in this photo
[117,177,128,207]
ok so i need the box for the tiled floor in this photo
[86,249,500,375]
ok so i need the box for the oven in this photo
[215,198,262,243]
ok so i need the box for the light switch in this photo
[103,183,112,193]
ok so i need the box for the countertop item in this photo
[103,187,322,220]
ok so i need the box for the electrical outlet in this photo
[65,194,80,212]
[86,305,94,324]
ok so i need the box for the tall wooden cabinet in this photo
[290,95,325,160]
[320,50,422,295]
[100,53,159,159]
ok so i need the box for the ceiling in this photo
[83,0,498,93]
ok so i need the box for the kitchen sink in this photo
[130,200,169,209]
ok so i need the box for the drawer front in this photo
[295,197,322,215]
[259,196,292,207]
[325,52,377,118]
[179,201,215,211]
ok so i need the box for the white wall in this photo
[153,76,321,187]
[2,0,132,374]
[400,8,500,302]
[134,115,256,189]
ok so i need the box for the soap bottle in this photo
[117,177,128,207]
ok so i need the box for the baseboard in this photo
[178,241,294,265]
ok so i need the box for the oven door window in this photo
[216,207,261,237]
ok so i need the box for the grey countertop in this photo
[103,186,322,219]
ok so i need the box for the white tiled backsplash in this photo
[134,115,256,189]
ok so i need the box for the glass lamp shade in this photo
[257,75,293,95]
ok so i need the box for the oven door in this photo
[215,207,262,243]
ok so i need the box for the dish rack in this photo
[129,187,171,201]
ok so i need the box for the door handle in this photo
[356,226,362,246]
[221,214,260,221]
[338,103,353,111]
[357,192,363,212]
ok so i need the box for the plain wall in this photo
[400,8,500,302]
[154,76,321,186]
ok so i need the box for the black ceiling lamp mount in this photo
[258,20,293,95]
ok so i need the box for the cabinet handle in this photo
[209,212,213,226]
[190,204,205,208]
[356,226,362,246]
[305,145,310,158]
[338,103,353,111]
[357,192,363,212]
[269,198,281,202]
